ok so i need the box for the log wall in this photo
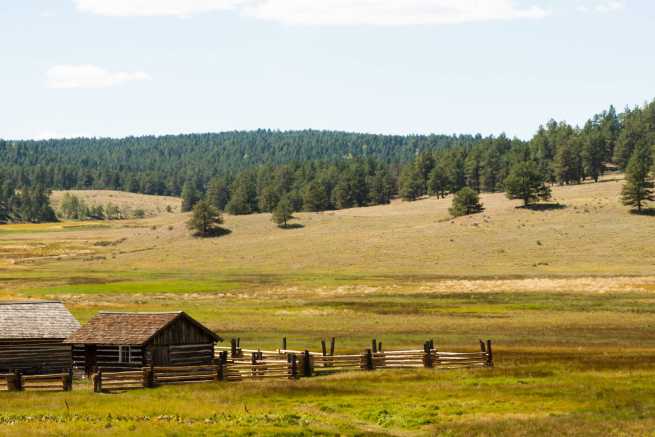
[0,338,72,374]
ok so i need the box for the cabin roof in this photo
[0,301,81,339]
[64,311,221,345]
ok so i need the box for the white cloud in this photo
[577,0,625,13]
[46,65,151,89]
[243,0,547,26]
[74,0,246,17]
[74,0,548,25]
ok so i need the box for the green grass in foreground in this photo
[1,357,654,436]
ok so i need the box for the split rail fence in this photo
[1,338,493,394]
[0,370,73,392]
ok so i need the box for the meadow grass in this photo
[1,180,655,435]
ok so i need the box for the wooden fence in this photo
[0,370,73,392]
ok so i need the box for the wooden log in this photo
[93,371,102,393]
[365,349,374,370]
[330,338,335,356]
[372,339,377,354]
[282,337,287,351]
[486,340,493,367]
[302,350,313,377]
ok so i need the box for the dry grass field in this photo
[1,176,655,435]
[50,190,181,217]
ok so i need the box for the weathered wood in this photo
[364,349,374,370]
[486,340,493,367]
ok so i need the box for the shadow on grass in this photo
[278,223,305,230]
[192,227,232,238]
[629,208,655,216]
[519,203,566,211]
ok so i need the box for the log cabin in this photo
[64,311,221,374]
[0,301,80,374]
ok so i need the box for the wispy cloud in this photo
[74,0,246,17]
[577,0,625,13]
[73,0,548,25]
[243,0,548,26]
[46,65,151,89]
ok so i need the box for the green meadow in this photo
[1,181,655,435]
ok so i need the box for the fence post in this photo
[7,372,19,392]
[365,349,375,370]
[302,350,313,377]
[479,340,486,352]
[321,339,327,357]
[142,366,154,388]
[289,354,298,379]
[372,339,378,354]
[486,340,494,367]
[231,338,237,358]
[93,371,102,393]
[330,337,336,356]
[251,352,258,377]
[63,368,73,391]
[282,337,287,351]
[14,371,23,391]
[423,342,434,368]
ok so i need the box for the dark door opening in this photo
[84,345,97,375]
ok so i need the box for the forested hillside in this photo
[1,99,654,222]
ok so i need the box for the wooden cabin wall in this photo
[169,343,214,365]
[73,345,144,372]
[0,338,72,374]
[150,317,216,346]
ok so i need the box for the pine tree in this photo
[504,161,551,207]
[399,166,423,201]
[181,181,200,212]
[303,180,329,212]
[621,143,654,213]
[449,187,484,217]
[187,200,224,237]
[206,177,230,211]
[272,195,294,228]
[427,165,449,198]
[367,168,394,205]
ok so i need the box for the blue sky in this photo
[0,0,652,140]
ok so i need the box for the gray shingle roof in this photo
[0,301,81,339]
[64,312,220,345]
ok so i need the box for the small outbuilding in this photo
[0,301,80,374]
[64,311,221,374]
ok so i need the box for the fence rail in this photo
[1,339,493,394]
[0,370,73,392]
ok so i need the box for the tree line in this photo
[1,99,655,223]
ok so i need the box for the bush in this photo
[449,188,484,217]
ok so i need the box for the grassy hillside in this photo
[1,177,655,435]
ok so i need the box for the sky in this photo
[0,0,653,140]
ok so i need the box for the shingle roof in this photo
[64,312,220,345]
[0,301,80,339]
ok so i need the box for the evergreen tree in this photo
[504,161,551,207]
[206,177,230,211]
[187,200,224,237]
[581,122,605,183]
[427,165,449,198]
[621,143,654,212]
[303,180,329,212]
[415,152,435,193]
[181,181,200,212]
[272,195,294,228]
[465,148,482,193]
[449,187,484,217]
[399,166,423,201]
[367,168,394,205]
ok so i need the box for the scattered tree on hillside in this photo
[621,143,654,213]
[206,177,230,211]
[399,167,423,201]
[181,181,200,212]
[272,195,294,228]
[449,187,484,217]
[187,200,224,237]
[427,164,449,198]
[504,161,551,207]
